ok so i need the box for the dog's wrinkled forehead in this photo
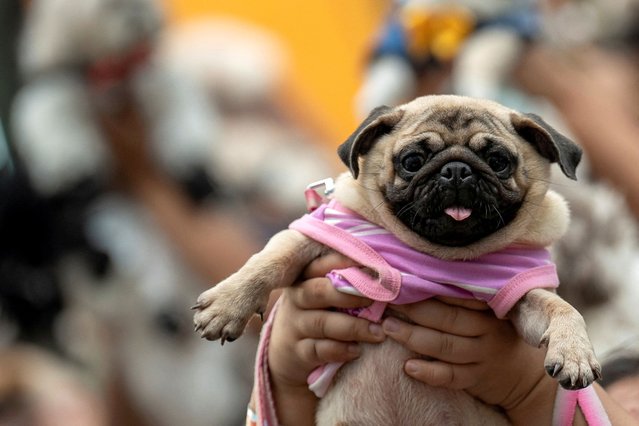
[398,96,515,142]
[402,95,513,118]
[339,95,581,180]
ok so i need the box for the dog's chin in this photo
[395,203,522,247]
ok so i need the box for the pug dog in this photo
[193,95,600,424]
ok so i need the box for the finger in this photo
[287,278,372,310]
[435,297,490,311]
[382,317,479,364]
[404,359,477,390]
[390,299,495,337]
[296,310,385,344]
[302,252,358,279]
[296,338,363,366]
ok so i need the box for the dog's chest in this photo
[315,339,509,425]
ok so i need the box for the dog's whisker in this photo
[371,200,387,213]
[527,176,575,188]
[396,200,420,220]
[491,205,505,226]
[355,182,382,193]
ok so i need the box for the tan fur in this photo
[193,95,599,423]
[317,340,509,426]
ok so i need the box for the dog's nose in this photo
[440,162,474,184]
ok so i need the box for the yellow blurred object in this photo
[163,0,390,149]
[401,5,475,62]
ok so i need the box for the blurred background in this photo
[1,0,639,424]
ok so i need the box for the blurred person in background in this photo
[0,1,257,425]
[0,0,335,424]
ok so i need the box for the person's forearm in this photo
[506,370,557,425]
[129,172,259,284]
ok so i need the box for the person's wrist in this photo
[271,379,317,426]
[489,342,558,426]
[504,369,557,426]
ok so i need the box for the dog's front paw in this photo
[192,279,268,344]
[541,325,602,390]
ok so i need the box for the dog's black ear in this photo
[338,106,404,178]
[511,112,582,180]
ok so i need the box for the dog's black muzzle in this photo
[387,158,521,247]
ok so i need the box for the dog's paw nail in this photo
[258,311,264,322]
[546,363,563,378]
[190,303,202,310]
[220,333,237,346]
[595,367,603,381]
[539,335,550,348]
[559,377,577,390]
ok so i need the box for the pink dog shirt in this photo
[288,200,559,397]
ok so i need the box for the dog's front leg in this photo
[509,289,601,390]
[193,229,325,343]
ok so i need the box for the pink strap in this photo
[290,217,401,302]
[308,362,343,397]
[253,299,281,426]
[304,188,324,212]
[553,386,611,426]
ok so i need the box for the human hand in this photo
[94,92,162,191]
[269,252,386,389]
[382,297,555,423]
[267,253,386,423]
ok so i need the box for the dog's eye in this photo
[401,153,426,173]
[487,153,510,174]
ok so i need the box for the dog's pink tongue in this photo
[444,207,472,221]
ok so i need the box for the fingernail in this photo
[369,323,384,338]
[382,317,400,333]
[405,360,419,375]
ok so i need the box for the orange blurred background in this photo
[165,0,389,148]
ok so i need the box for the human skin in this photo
[266,253,637,425]
[606,375,639,421]
[515,45,639,220]
[97,96,261,285]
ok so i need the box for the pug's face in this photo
[338,95,581,250]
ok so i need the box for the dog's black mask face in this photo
[385,143,524,246]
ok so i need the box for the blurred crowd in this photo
[0,0,638,424]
